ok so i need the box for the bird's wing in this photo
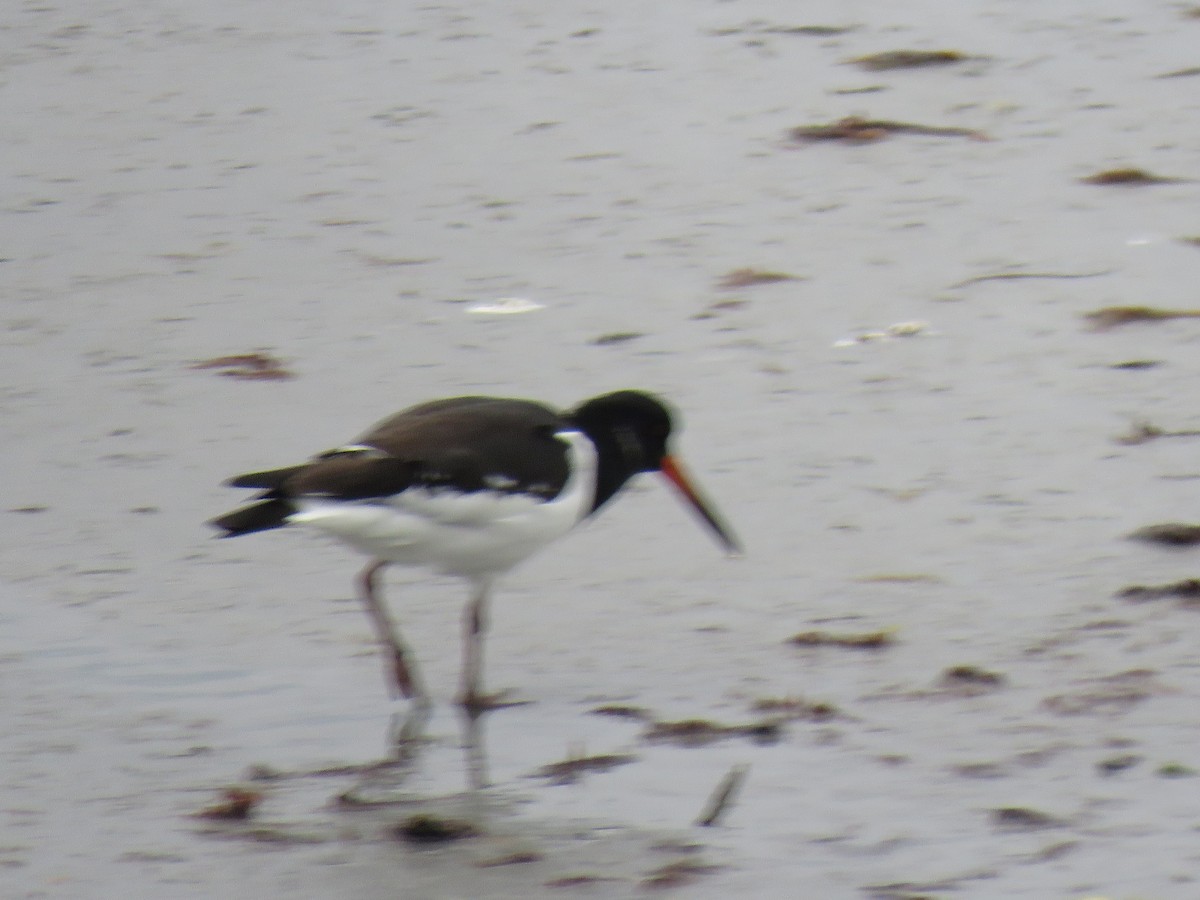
[230,397,572,503]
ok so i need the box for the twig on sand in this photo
[696,764,749,827]
[948,270,1110,289]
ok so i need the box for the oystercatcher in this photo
[210,390,740,710]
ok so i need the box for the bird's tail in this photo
[209,498,295,537]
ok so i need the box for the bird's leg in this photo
[458,579,492,713]
[358,560,429,705]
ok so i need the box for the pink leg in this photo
[458,579,492,711]
[358,561,428,703]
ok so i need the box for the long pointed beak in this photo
[659,454,742,557]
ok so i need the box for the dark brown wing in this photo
[348,397,570,499]
[226,396,571,504]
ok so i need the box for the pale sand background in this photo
[5,1,1200,897]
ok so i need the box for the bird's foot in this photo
[387,702,432,753]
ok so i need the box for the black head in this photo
[569,390,740,554]
[570,390,674,482]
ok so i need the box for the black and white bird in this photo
[210,390,740,710]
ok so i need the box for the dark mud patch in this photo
[393,813,479,844]
[787,115,988,144]
[1127,523,1200,547]
[191,352,295,381]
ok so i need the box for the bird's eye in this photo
[614,425,643,464]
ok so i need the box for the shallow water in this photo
[5,1,1200,896]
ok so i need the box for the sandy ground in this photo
[6,1,1200,897]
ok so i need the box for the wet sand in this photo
[5,1,1200,896]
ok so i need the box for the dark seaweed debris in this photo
[991,806,1068,831]
[848,49,971,71]
[1117,579,1200,604]
[193,787,263,821]
[717,268,798,290]
[642,858,723,890]
[1079,167,1189,185]
[643,717,783,747]
[708,22,858,38]
[591,331,644,346]
[1115,421,1200,445]
[1042,669,1162,716]
[938,665,1005,693]
[534,751,637,784]
[788,115,987,144]
[1128,523,1200,547]
[191,352,295,381]
[788,629,894,649]
[1084,306,1200,330]
[589,703,651,720]
[751,696,838,720]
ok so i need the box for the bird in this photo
[210,390,740,711]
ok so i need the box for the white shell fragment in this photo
[465,297,545,315]
[833,320,933,348]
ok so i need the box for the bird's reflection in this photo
[342,700,494,804]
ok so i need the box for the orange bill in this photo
[659,454,742,556]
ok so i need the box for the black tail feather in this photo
[226,466,306,490]
[209,498,295,537]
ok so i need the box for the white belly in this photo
[287,430,597,577]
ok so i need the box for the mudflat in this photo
[5,2,1200,897]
